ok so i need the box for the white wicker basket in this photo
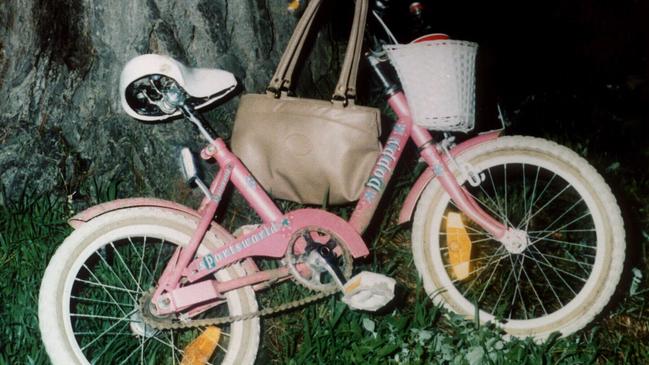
[384,40,478,132]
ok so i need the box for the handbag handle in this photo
[268,0,323,94]
[267,0,368,105]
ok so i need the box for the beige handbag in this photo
[231,0,381,205]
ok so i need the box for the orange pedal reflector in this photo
[446,212,472,280]
[180,326,222,365]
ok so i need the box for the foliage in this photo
[0,181,118,364]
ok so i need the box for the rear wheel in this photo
[39,207,260,364]
[412,136,625,339]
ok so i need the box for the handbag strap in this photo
[332,0,368,104]
[267,0,322,94]
[267,0,368,105]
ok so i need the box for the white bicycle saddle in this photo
[120,54,237,121]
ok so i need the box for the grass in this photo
[0,194,71,364]
[1,148,648,364]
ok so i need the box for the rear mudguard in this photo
[398,131,501,224]
[69,197,205,228]
[68,198,274,277]
[68,197,240,244]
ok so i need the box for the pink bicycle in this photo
[38,5,625,365]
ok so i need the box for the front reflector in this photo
[446,212,472,280]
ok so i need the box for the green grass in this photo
[1,165,648,364]
[0,194,71,364]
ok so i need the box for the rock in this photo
[0,0,302,208]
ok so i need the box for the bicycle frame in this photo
[149,90,508,316]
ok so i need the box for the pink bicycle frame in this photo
[350,92,507,237]
[149,90,507,316]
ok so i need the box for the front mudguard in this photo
[398,131,501,224]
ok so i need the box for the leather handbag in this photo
[231,0,380,205]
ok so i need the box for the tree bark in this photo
[0,0,301,206]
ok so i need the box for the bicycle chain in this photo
[139,287,337,330]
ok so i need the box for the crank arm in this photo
[308,246,348,290]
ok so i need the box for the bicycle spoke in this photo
[529,211,593,247]
[529,250,564,307]
[504,163,508,226]
[81,263,134,314]
[519,181,572,230]
[71,295,132,307]
[521,170,556,231]
[528,228,596,234]
[170,330,178,365]
[152,238,166,282]
[520,259,548,316]
[523,250,584,292]
[491,260,516,315]
[534,197,585,239]
[460,246,507,295]
[93,251,139,304]
[443,248,507,268]
[528,234,595,250]
[451,254,510,285]
[522,163,527,219]
[118,333,154,365]
[88,320,132,363]
[508,255,528,319]
[128,236,155,291]
[440,236,496,252]
[79,309,137,351]
[486,166,506,221]
[109,242,144,293]
[443,206,497,239]
[466,185,515,229]
[74,278,140,295]
[477,249,507,303]
[529,249,593,268]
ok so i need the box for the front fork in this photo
[387,93,509,240]
[367,50,509,240]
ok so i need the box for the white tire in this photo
[412,136,625,340]
[39,207,260,364]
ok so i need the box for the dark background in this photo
[381,0,648,234]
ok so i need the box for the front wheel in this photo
[412,136,625,340]
[39,207,260,364]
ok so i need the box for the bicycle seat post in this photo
[179,103,216,144]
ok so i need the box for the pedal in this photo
[180,326,221,365]
[341,271,396,311]
[446,212,472,280]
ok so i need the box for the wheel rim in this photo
[60,225,245,365]
[426,153,608,334]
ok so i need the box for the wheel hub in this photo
[130,310,157,338]
[500,228,530,254]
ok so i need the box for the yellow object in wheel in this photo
[180,326,222,365]
[446,212,472,280]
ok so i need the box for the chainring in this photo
[285,226,353,292]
